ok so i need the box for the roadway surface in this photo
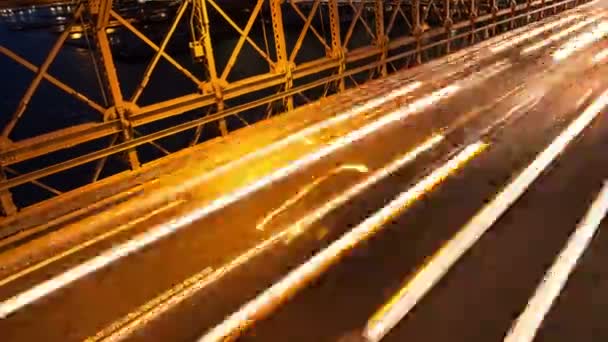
[1,4,608,342]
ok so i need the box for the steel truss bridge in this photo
[1,0,608,341]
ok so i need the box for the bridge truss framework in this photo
[0,0,587,226]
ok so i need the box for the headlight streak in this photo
[553,21,608,61]
[362,89,608,342]
[198,141,488,342]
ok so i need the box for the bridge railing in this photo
[0,0,588,221]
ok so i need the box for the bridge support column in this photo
[0,165,16,217]
[470,0,478,44]
[192,0,228,136]
[491,0,498,36]
[510,0,517,30]
[375,0,388,78]
[91,0,140,169]
[328,0,345,93]
[269,0,293,112]
[413,0,423,65]
[445,0,453,54]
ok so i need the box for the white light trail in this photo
[0,83,458,318]
[256,164,370,231]
[284,135,444,241]
[490,14,581,53]
[592,47,608,64]
[362,89,608,342]
[504,181,608,342]
[521,15,604,55]
[553,21,608,61]
[199,141,488,342]
[91,135,445,342]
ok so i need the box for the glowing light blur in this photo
[363,89,608,342]
[592,47,608,64]
[284,135,444,242]
[490,14,581,53]
[553,21,608,61]
[199,141,488,342]
[256,164,369,231]
[504,181,608,342]
[521,15,604,55]
[160,81,422,211]
[577,89,594,108]
[93,135,445,341]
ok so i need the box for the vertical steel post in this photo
[470,0,477,44]
[491,0,498,35]
[375,0,387,77]
[197,0,228,136]
[269,0,293,111]
[328,0,345,92]
[0,162,16,216]
[93,0,140,169]
[413,0,422,64]
[445,0,453,53]
[540,0,546,18]
[510,0,517,30]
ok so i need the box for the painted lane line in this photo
[285,74,521,244]
[577,89,594,109]
[89,135,443,342]
[521,14,604,55]
[0,84,458,318]
[198,141,488,342]
[490,14,581,53]
[504,181,608,342]
[553,21,608,61]
[87,267,214,342]
[0,199,185,289]
[593,47,608,64]
[363,89,608,342]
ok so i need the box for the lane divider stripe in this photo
[363,88,608,342]
[504,181,608,342]
[199,141,488,342]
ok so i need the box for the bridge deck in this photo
[0,3,607,342]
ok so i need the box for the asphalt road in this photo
[1,5,608,342]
